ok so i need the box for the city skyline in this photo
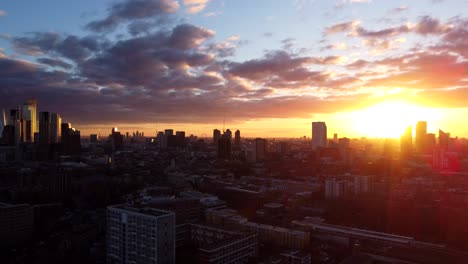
[0,1,467,138]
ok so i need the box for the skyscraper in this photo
[213,129,221,145]
[9,109,22,145]
[234,129,241,149]
[415,121,427,154]
[400,126,413,160]
[50,113,61,143]
[22,99,37,142]
[217,133,232,159]
[439,129,450,150]
[312,122,327,150]
[106,205,175,264]
[0,109,6,137]
[225,129,232,141]
[39,112,51,145]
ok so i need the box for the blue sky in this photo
[0,0,467,137]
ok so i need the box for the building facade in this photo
[106,204,175,264]
[312,122,327,150]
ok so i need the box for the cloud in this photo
[324,20,360,35]
[1,3,467,128]
[184,0,210,14]
[86,0,179,32]
[37,58,73,69]
[13,32,105,62]
[390,6,408,13]
[203,11,222,17]
[325,16,453,39]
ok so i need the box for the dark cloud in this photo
[37,58,73,69]
[86,0,179,32]
[13,33,107,62]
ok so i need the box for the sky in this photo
[0,0,467,138]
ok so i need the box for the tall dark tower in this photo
[217,134,232,160]
[234,130,241,149]
[213,129,221,145]
[39,112,51,145]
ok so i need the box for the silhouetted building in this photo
[164,129,174,136]
[39,111,51,145]
[225,129,232,141]
[0,109,6,137]
[106,205,175,264]
[234,129,241,149]
[50,113,61,143]
[312,122,327,150]
[439,129,450,150]
[175,131,185,147]
[213,129,221,145]
[111,127,124,151]
[1,125,15,145]
[61,123,81,155]
[217,134,232,159]
[415,121,427,154]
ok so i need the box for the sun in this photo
[350,101,440,138]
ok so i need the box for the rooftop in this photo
[108,204,173,218]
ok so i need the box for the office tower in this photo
[312,122,327,150]
[9,109,22,144]
[156,131,166,149]
[106,205,175,264]
[175,131,185,147]
[68,128,81,155]
[354,175,370,194]
[164,129,174,136]
[225,129,232,140]
[39,112,51,144]
[415,121,427,154]
[61,123,81,155]
[61,123,71,144]
[22,99,37,142]
[217,134,232,159]
[50,113,61,143]
[213,129,221,145]
[0,109,6,137]
[333,133,338,141]
[234,129,241,149]
[325,180,346,199]
[439,129,450,150]
[111,127,124,151]
[400,126,412,160]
